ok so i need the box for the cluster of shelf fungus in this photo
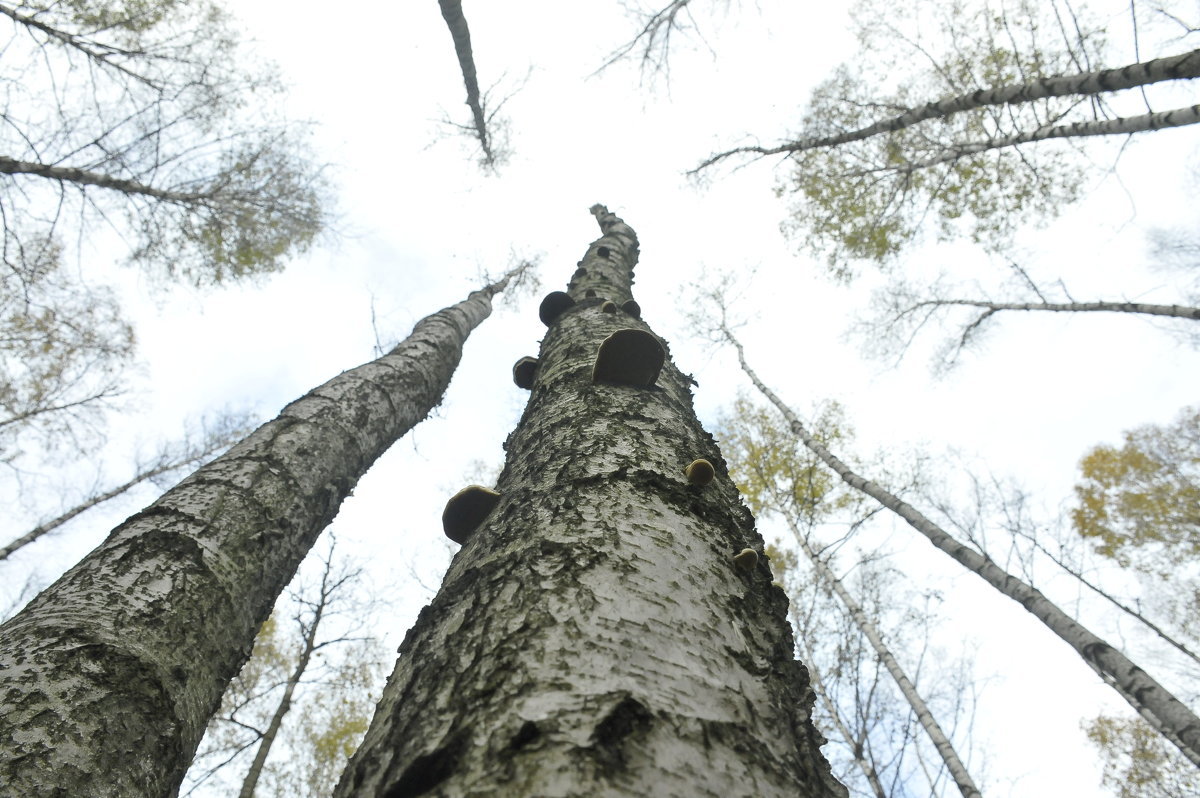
[440,285,760,575]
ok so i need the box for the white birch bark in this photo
[0,266,524,798]
[726,329,1200,768]
[909,298,1200,321]
[692,48,1200,170]
[790,523,981,798]
[858,105,1200,176]
[335,207,847,798]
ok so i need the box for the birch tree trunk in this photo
[691,47,1200,170]
[725,328,1200,768]
[791,524,981,798]
[335,206,846,798]
[0,266,524,798]
[436,0,496,166]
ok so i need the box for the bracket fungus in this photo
[591,329,665,388]
[600,300,617,313]
[443,486,502,545]
[732,548,759,573]
[684,458,715,486]
[620,299,641,319]
[539,291,576,326]
[512,357,538,390]
[596,245,611,258]
[584,289,597,298]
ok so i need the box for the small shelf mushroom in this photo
[591,329,665,388]
[443,486,502,545]
[512,357,538,390]
[600,300,617,313]
[620,299,641,319]
[596,245,611,258]
[684,459,715,486]
[539,291,575,326]
[732,548,758,573]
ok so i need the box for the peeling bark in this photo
[0,267,524,798]
[727,329,1200,768]
[335,207,846,797]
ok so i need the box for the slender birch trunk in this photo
[870,105,1200,175]
[790,522,981,798]
[0,155,219,203]
[691,48,1200,170]
[796,631,888,798]
[335,207,846,797]
[236,595,324,798]
[436,0,495,166]
[0,468,175,562]
[1,423,245,561]
[912,298,1200,321]
[725,327,1200,768]
[0,265,525,798]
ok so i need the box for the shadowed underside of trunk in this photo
[336,207,845,798]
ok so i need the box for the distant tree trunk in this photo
[726,328,1200,768]
[791,524,981,798]
[235,546,346,798]
[335,206,846,797]
[800,639,888,798]
[437,0,496,166]
[1,415,249,562]
[692,47,1200,170]
[911,298,1200,321]
[0,265,526,798]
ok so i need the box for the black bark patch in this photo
[508,720,541,751]
[596,246,611,258]
[384,730,470,798]
[590,695,653,770]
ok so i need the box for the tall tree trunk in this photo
[725,328,1200,768]
[436,0,495,166]
[0,266,525,798]
[335,206,847,797]
[790,523,981,798]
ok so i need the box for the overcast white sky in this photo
[4,0,1199,794]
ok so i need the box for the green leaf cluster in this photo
[781,0,1097,279]
[1071,406,1200,574]
[714,393,856,522]
[1085,715,1199,798]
